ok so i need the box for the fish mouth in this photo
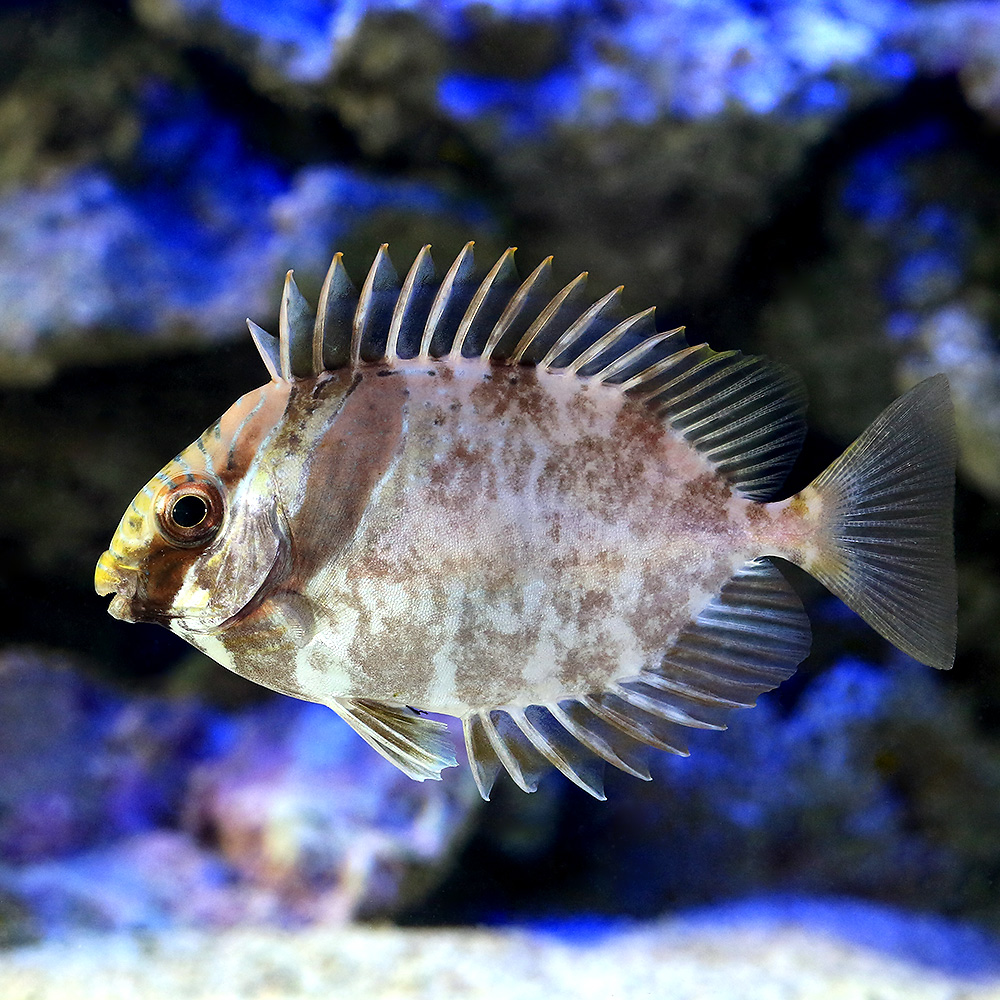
[95,550,161,624]
[95,550,128,595]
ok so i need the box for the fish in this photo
[95,242,957,800]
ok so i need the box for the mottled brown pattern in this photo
[107,350,771,720]
[467,367,548,428]
[192,592,314,700]
[559,644,620,692]
[247,358,757,713]
[684,471,733,506]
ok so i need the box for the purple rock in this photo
[184,699,480,921]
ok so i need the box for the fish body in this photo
[96,244,957,798]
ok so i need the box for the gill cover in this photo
[172,476,290,632]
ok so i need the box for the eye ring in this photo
[155,478,225,547]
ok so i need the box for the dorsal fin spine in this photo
[481,256,553,362]
[566,307,657,376]
[420,241,475,359]
[247,319,281,382]
[590,327,684,384]
[386,244,435,363]
[450,247,518,361]
[617,344,703,394]
[315,252,358,371]
[540,285,623,370]
[248,244,807,502]
[510,271,588,364]
[279,270,316,379]
[353,245,397,366]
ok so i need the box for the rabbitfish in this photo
[96,243,957,799]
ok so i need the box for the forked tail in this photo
[802,374,957,669]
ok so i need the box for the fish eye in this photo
[155,478,224,547]
[172,494,208,527]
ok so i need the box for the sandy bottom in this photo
[2,899,999,1000]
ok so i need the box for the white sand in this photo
[2,904,1000,1000]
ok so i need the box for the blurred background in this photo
[1,0,1000,994]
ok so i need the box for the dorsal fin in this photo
[462,558,811,800]
[352,245,398,365]
[315,252,357,371]
[540,286,624,369]
[249,244,807,498]
[481,255,553,362]
[247,319,281,382]
[509,271,589,364]
[279,271,317,379]
[621,344,808,500]
[387,244,436,361]
[450,247,520,361]
[419,241,477,359]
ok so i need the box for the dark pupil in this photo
[171,494,208,528]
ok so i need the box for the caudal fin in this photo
[805,374,957,669]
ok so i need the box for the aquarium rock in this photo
[562,658,1000,923]
[0,78,490,383]
[760,119,1000,502]
[0,650,210,863]
[183,699,481,922]
[129,0,999,316]
[0,652,480,934]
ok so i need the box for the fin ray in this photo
[353,245,398,365]
[247,319,280,381]
[481,256,554,362]
[329,699,457,781]
[387,244,436,362]
[800,374,956,669]
[581,693,691,756]
[249,246,807,499]
[510,272,588,365]
[315,252,358,371]
[540,286,624,370]
[548,701,651,779]
[640,557,812,717]
[476,559,809,794]
[451,247,520,360]
[636,348,808,501]
[462,712,502,801]
[279,271,317,379]
[566,308,659,377]
[420,242,477,359]
[479,710,543,793]
[508,706,606,799]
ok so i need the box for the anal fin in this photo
[330,698,457,781]
[462,558,811,798]
[637,556,811,716]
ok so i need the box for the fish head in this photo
[95,380,293,634]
